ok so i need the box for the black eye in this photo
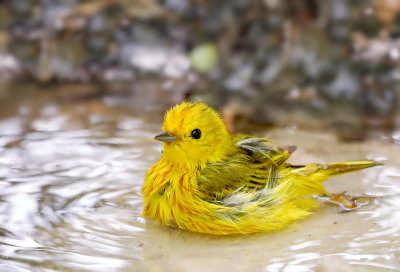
[191,129,201,139]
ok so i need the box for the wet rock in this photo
[0,53,23,83]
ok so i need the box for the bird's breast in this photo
[142,160,201,226]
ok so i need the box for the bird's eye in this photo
[191,129,201,139]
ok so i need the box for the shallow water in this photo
[0,87,399,272]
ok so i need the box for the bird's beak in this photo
[154,131,177,142]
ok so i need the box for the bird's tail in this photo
[292,160,382,182]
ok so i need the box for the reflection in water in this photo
[0,92,399,271]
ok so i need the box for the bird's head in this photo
[155,102,232,166]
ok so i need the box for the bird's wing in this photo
[236,137,295,166]
[197,136,294,201]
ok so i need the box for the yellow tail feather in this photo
[294,160,382,182]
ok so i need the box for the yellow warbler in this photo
[142,102,380,235]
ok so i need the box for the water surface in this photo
[0,87,399,271]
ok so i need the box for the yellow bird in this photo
[142,102,380,235]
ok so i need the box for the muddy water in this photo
[0,86,399,271]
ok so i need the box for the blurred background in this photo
[1,0,400,140]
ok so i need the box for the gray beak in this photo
[154,132,177,142]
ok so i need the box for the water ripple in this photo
[0,98,399,272]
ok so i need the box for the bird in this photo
[142,101,380,235]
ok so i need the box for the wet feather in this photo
[142,102,380,235]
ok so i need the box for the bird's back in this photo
[197,134,323,202]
